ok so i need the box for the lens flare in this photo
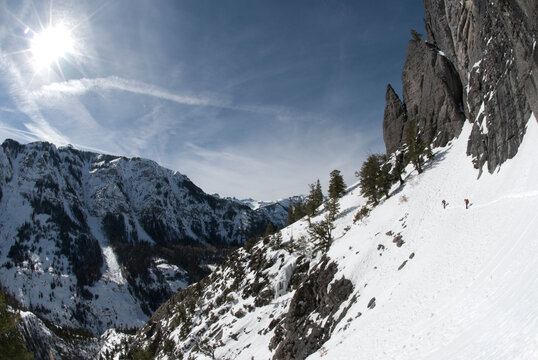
[31,24,74,70]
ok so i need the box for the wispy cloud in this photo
[0,106,16,113]
[0,123,39,143]
[30,76,224,107]
[0,57,70,145]
[29,76,328,124]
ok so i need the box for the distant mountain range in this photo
[0,139,290,335]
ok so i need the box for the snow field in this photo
[307,115,538,359]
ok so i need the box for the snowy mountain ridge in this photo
[217,195,305,228]
[0,139,283,336]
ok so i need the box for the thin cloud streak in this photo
[29,76,328,123]
[0,58,70,145]
[0,123,40,143]
[30,76,220,107]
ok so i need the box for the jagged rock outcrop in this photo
[17,310,100,360]
[384,0,537,173]
[272,257,353,360]
[423,0,537,173]
[402,40,466,147]
[0,139,285,335]
[383,38,466,154]
[382,85,407,154]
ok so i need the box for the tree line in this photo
[262,119,432,254]
[357,120,432,206]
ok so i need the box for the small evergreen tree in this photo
[293,197,306,222]
[377,157,393,199]
[353,206,371,224]
[357,154,394,204]
[285,200,294,226]
[264,221,275,237]
[307,216,334,253]
[404,120,427,174]
[391,152,406,185]
[325,196,340,223]
[328,169,346,200]
[411,29,423,42]
[305,179,323,217]
[357,154,382,205]
[308,204,337,253]
[314,179,323,205]
[272,230,283,249]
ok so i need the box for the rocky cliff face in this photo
[382,85,407,155]
[99,226,354,360]
[383,0,537,173]
[0,139,283,335]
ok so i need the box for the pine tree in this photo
[293,197,306,222]
[285,199,294,226]
[308,196,339,253]
[411,29,423,42]
[377,157,393,199]
[325,196,340,223]
[308,172,343,253]
[404,120,426,174]
[328,169,346,200]
[307,217,334,253]
[391,152,406,185]
[314,180,323,205]
[305,180,323,217]
[357,154,382,205]
[264,221,275,237]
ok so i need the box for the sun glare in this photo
[31,24,75,70]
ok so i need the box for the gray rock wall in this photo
[382,85,407,154]
[382,39,465,154]
[384,0,537,173]
[402,40,466,147]
[423,0,537,172]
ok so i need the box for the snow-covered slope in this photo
[0,140,278,335]
[308,116,538,359]
[108,115,537,359]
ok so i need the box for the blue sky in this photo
[0,0,425,200]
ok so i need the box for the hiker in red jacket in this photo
[464,198,469,209]
[442,200,446,209]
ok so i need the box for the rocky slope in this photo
[0,139,287,337]
[383,0,536,173]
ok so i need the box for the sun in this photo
[30,24,75,71]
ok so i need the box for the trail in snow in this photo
[306,115,538,360]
